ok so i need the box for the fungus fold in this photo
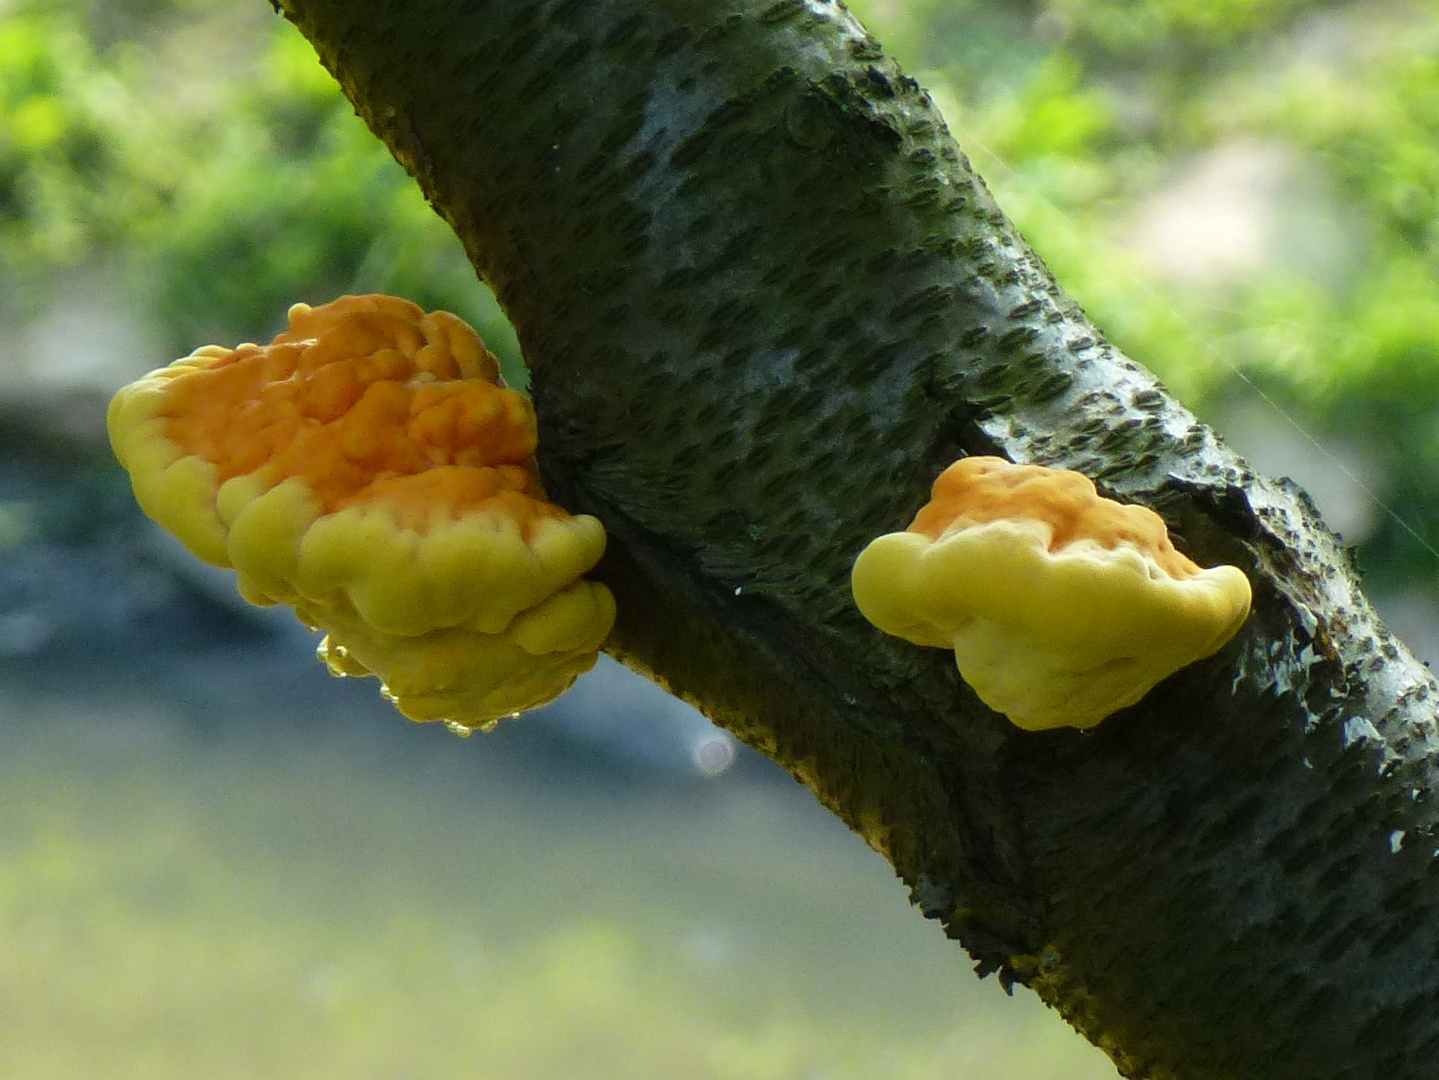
[850,456,1251,730]
[108,294,614,731]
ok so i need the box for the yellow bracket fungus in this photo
[850,456,1251,731]
[108,294,615,733]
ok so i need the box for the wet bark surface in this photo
[273,1,1439,1075]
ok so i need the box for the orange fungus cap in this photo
[851,456,1251,730]
[154,294,553,536]
[909,456,1199,579]
[107,294,615,730]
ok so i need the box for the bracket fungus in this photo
[108,294,615,732]
[850,456,1251,731]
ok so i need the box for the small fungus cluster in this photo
[851,456,1251,730]
[108,294,614,732]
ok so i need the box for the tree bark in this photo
[272,1,1439,1076]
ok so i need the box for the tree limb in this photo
[273,0,1439,1075]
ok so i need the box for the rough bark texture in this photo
[274,1,1439,1076]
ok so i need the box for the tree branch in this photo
[274,0,1439,1075]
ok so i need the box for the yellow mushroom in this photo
[850,456,1251,731]
[108,294,615,733]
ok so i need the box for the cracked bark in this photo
[272,1,1439,1076]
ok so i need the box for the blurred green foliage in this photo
[2,0,1438,582]
[0,0,522,381]
[0,16,142,289]
[143,24,521,374]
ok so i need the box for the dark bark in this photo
[272,1,1439,1076]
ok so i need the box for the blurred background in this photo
[0,0,1435,1076]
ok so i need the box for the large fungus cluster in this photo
[108,294,614,731]
[851,456,1251,730]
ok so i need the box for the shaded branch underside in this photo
[278,1,1439,1076]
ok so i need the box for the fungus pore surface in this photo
[108,294,614,731]
[851,456,1251,730]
